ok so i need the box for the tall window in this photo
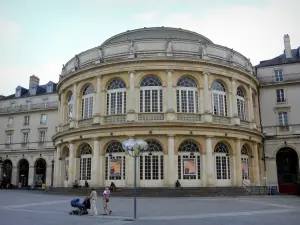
[212,81,227,116]
[8,117,13,127]
[274,69,283,82]
[107,79,126,115]
[140,76,163,113]
[16,88,21,97]
[241,145,250,181]
[105,141,126,181]
[40,114,47,124]
[47,84,53,93]
[237,87,246,120]
[68,92,73,120]
[176,77,199,113]
[79,144,92,181]
[39,131,45,143]
[140,140,164,180]
[177,140,201,180]
[215,142,230,180]
[81,84,94,119]
[276,89,285,103]
[278,112,288,125]
[23,132,29,143]
[7,133,12,144]
[24,116,30,125]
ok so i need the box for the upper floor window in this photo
[276,89,286,103]
[140,76,163,113]
[107,79,126,115]
[6,133,12,144]
[23,132,29,143]
[47,84,53,93]
[278,111,288,125]
[41,114,47,124]
[212,81,227,116]
[68,92,74,120]
[15,88,21,97]
[176,76,198,113]
[43,99,48,107]
[30,85,37,95]
[39,131,46,143]
[81,84,94,119]
[8,117,13,127]
[237,87,246,120]
[24,115,30,125]
[274,69,283,82]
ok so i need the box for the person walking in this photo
[103,186,112,215]
[89,188,98,216]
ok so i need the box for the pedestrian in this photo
[89,188,98,216]
[103,186,112,215]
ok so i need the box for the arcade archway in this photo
[34,158,47,187]
[2,160,12,183]
[18,159,29,187]
[276,148,299,194]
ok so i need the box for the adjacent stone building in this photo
[0,75,58,187]
[53,27,263,188]
[256,34,300,194]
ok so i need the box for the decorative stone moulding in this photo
[59,27,254,81]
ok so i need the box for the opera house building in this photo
[53,27,264,188]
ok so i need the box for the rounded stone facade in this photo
[53,27,263,188]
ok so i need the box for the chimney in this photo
[29,75,40,88]
[284,34,292,58]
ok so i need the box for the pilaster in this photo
[203,72,212,123]
[167,135,175,186]
[205,136,214,186]
[93,76,102,124]
[126,71,136,122]
[252,142,260,185]
[68,142,75,187]
[235,139,242,186]
[91,139,100,187]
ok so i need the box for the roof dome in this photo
[102,27,213,46]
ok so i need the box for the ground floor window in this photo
[140,155,164,180]
[105,155,126,180]
[178,155,200,180]
[79,144,92,181]
[215,142,230,180]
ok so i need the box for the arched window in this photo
[81,84,94,119]
[105,141,126,182]
[178,140,201,180]
[79,144,92,181]
[212,81,227,116]
[241,144,250,181]
[215,142,230,180]
[237,87,246,120]
[140,140,164,181]
[176,77,199,113]
[107,79,126,115]
[67,92,73,120]
[140,76,163,113]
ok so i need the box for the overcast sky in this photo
[0,0,299,95]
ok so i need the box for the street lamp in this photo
[122,139,148,220]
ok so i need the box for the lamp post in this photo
[122,139,148,220]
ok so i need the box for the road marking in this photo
[237,199,297,209]
[100,220,134,225]
[2,200,69,209]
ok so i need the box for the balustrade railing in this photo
[138,113,164,121]
[104,115,126,124]
[0,101,59,114]
[212,116,231,124]
[78,119,93,128]
[177,113,201,122]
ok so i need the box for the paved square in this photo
[1,190,300,225]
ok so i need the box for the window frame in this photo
[278,111,288,126]
[276,89,286,103]
[274,69,283,82]
[23,132,29,144]
[8,117,13,127]
[40,114,47,125]
[39,130,46,143]
[47,84,53,93]
[24,115,30,126]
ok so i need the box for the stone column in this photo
[91,139,100,187]
[249,87,253,122]
[125,137,135,187]
[252,142,260,185]
[201,152,207,187]
[99,144,104,187]
[126,71,136,122]
[93,77,102,124]
[231,79,240,125]
[203,72,212,122]
[166,70,176,121]
[28,166,34,186]
[235,139,242,186]
[199,88,204,114]
[54,146,61,187]
[68,142,75,187]
[60,92,66,123]
[167,135,175,186]
[11,166,17,186]
[70,83,78,128]
[46,164,52,186]
[205,136,214,186]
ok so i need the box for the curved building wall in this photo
[53,27,263,188]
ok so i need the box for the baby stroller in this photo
[69,197,90,216]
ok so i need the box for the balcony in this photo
[0,101,59,115]
[176,113,201,122]
[212,116,231,124]
[21,143,28,148]
[278,125,290,133]
[138,113,164,122]
[78,119,93,128]
[4,144,11,149]
[38,142,45,148]
[104,115,126,124]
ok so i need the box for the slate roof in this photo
[1,81,57,100]
[256,47,300,68]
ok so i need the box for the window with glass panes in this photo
[79,144,92,181]
[107,79,126,115]
[140,76,163,113]
[105,141,126,180]
[274,69,283,82]
[177,140,201,180]
[176,77,199,113]
[6,133,12,144]
[39,131,45,143]
[212,81,227,116]
[237,87,246,120]
[8,117,13,127]
[241,145,250,180]
[215,142,230,180]
[278,112,288,125]
[24,116,30,125]
[81,85,94,119]
[23,132,29,143]
[40,114,47,124]
[276,89,285,103]
[68,92,73,120]
[140,140,164,180]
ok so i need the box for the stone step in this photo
[45,187,251,197]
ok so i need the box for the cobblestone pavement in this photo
[1,190,300,225]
